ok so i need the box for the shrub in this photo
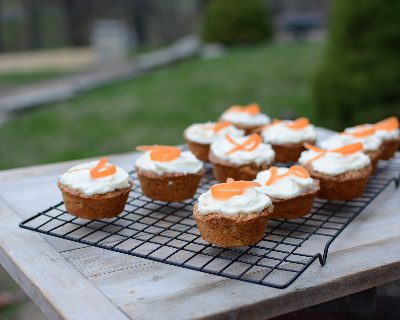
[201,0,273,45]
[313,0,400,130]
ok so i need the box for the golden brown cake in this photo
[135,145,204,202]
[58,158,132,219]
[254,165,320,219]
[193,180,273,247]
[209,133,275,182]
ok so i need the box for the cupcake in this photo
[219,103,270,134]
[261,117,316,163]
[299,143,372,200]
[374,117,400,159]
[209,133,275,182]
[345,117,399,160]
[255,165,320,219]
[58,158,133,219]
[319,127,383,171]
[135,145,204,202]
[183,121,244,161]
[193,179,273,247]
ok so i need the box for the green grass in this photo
[0,42,323,170]
[0,69,69,87]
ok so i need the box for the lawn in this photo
[0,42,323,170]
[0,69,69,87]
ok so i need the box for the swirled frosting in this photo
[210,135,275,165]
[59,161,131,196]
[135,150,203,175]
[184,122,244,144]
[299,149,370,176]
[197,187,272,216]
[345,124,399,141]
[255,167,315,199]
[319,133,382,152]
[220,109,270,127]
[261,121,316,145]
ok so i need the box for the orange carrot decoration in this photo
[330,142,363,155]
[265,165,309,186]
[228,103,260,115]
[225,134,262,155]
[304,142,363,165]
[90,158,117,179]
[136,145,181,162]
[261,119,281,130]
[374,117,399,131]
[211,180,261,201]
[347,127,375,138]
[286,117,310,130]
[304,143,324,153]
[212,121,231,132]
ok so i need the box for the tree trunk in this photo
[25,0,42,49]
[62,0,89,47]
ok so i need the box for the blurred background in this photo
[0,0,399,319]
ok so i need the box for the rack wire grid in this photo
[20,153,400,289]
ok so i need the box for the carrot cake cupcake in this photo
[219,103,270,134]
[184,121,244,161]
[261,117,316,162]
[319,127,383,171]
[255,165,319,219]
[299,143,372,200]
[135,145,204,202]
[193,179,273,247]
[209,133,275,182]
[345,117,399,160]
[58,158,132,219]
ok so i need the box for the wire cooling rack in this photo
[19,153,400,289]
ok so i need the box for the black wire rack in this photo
[19,153,400,289]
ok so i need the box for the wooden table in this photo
[1,151,400,320]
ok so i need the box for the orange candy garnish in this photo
[286,117,310,130]
[228,103,260,115]
[225,134,262,155]
[304,142,364,164]
[211,179,261,201]
[347,127,375,138]
[265,165,309,186]
[374,117,399,131]
[136,145,181,162]
[212,121,231,132]
[90,158,117,179]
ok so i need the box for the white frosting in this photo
[59,161,130,196]
[376,128,400,140]
[210,135,275,165]
[184,122,244,145]
[261,121,316,145]
[299,150,370,176]
[197,187,272,216]
[345,124,399,141]
[135,150,203,175]
[319,133,382,152]
[255,167,315,199]
[220,110,270,126]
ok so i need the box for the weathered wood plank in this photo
[0,133,399,320]
[0,197,128,320]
